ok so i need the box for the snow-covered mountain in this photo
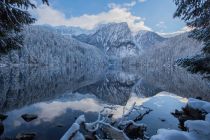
[0,26,106,67]
[133,32,203,67]
[0,22,203,69]
[74,22,141,58]
[134,30,166,49]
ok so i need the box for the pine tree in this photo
[0,0,49,53]
[173,0,210,75]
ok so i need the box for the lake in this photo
[0,65,209,139]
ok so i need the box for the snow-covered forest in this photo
[0,26,106,67]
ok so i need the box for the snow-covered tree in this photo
[173,0,210,75]
[0,0,49,53]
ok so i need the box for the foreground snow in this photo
[151,98,210,140]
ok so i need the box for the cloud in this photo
[108,0,146,9]
[156,21,167,32]
[33,5,152,32]
[139,0,147,3]
[158,26,193,37]
[108,1,137,9]
[156,21,167,29]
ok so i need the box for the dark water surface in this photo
[0,65,209,139]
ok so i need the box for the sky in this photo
[32,0,190,34]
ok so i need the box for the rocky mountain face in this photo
[69,22,202,68]
[74,22,141,58]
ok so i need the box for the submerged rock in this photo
[159,118,166,122]
[0,114,8,121]
[124,122,147,139]
[21,114,38,122]
[16,132,36,140]
[56,124,64,128]
[0,121,4,136]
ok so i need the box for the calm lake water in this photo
[0,65,209,139]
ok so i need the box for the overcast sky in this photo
[32,0,189,34]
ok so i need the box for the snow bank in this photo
[188,98,210,113]
[205,114,210,122]
[151,98,210,140]
[151,129,195,140]
[185,120,210,135]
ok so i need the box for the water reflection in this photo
[110,92,187,136]
[2,92,186,139]
[0,65,209,139]
[2,93,103,140]
[0,66,105,112]
[132,93,186,136]
[124,65,210,100]
[76,70,141,105]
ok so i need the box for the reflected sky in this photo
[2,93,104,140]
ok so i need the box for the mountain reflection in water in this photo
[0,65,209,139]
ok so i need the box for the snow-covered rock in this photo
[185,120,210,135]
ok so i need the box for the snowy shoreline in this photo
[60,94,210,140]
[151,98,210,140]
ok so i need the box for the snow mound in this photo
[185,120,210,135]
[205,114,210,122]
[151,129,195,140]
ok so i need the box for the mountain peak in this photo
[135,30,166,49]
[74,22,140,57]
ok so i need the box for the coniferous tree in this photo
[0,0,49,53]
[173,0,210,75]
